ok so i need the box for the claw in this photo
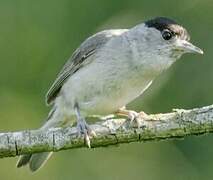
[84,132,91,148]
[74,103,96,148]
[89,130,97,137]
[127,111,141,128]
[76,117,96,148]
[116,108,148,128]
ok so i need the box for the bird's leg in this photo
[74,103,96,148]
[116,107,149,128]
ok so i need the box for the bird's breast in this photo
[59,38,169,116]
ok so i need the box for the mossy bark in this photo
[1,105,213,158]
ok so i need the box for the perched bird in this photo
[16,17,203,172]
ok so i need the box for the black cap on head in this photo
[145,17,190,41]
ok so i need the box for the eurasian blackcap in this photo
[17,17,203,172]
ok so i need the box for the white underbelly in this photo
[58,59,154,116]
[80,80,152,115]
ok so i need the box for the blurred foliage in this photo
[0,0,213,179]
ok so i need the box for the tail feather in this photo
[16,154,32,168]
[16,107,57,172]
[16,152,52,172]
[29,152,53,172]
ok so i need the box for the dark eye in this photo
[162,29,173,40]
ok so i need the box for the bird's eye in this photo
[162,29,173,40]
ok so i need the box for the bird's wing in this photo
[46,29,128,105]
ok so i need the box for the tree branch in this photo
[1,104,213,158]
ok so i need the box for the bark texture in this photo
[1,105,213,158]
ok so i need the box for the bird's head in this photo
[140,17,203,59]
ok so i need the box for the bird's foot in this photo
[116,108,149,128]
[77,118,96,148]
[126,110,149,128]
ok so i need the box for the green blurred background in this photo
[0,0,213,179]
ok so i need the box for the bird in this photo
[16,17,203,172]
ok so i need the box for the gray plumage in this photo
[16,17,203,172]
[17,109,55,171]
[16,154,32,168]
[46,29,127,105]
[17,153,52,172]
[17,29,128,172]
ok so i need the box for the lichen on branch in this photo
[1,105,213,158]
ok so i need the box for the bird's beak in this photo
[176,40,204,55]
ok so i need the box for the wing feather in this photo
[46,29,128,105]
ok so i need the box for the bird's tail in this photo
[16,152,53,172]
[16,108,57,172]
